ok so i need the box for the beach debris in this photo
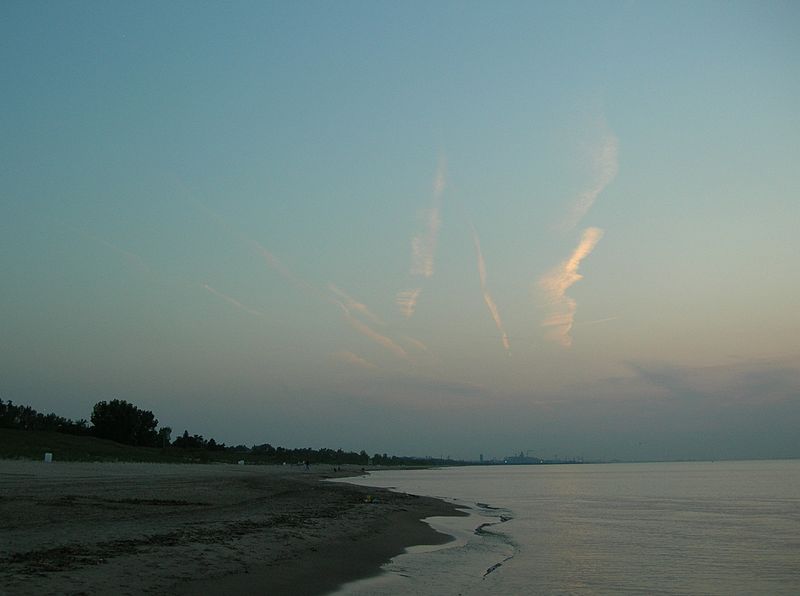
[43,452,53,463]
[483,554,514,578]
[484,562,503,576]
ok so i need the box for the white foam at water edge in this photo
[330,480,516,596]
[334,462,800,595]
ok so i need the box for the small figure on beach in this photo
[304,460,309,471]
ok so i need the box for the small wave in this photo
[476,501,500,510]
[474,509,513,536]
[470,501,517,581]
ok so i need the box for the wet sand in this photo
[0,460,463,595]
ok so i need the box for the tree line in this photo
[0,399,89,436]
[1,398,166,447]
[0,398,455,466]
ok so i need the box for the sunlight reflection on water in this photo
[336,461,800,595]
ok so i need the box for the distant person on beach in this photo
[304,460,309,470]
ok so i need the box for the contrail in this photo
[565,129,618,229]
[199,205,317,294]
[329,289,409,360]
[68,224,151,274]
[333,350,376,370]
[342,309,409,359]
[573,316,619,327]
[249,240,318,295]
[471,228,510,354]
[97,239,151,274]
[396,288,422,318]
[329,284,384,325]
[202,283,267,319]
[410,208,441,278]
[409,157,446,279]
[400,157,446,317]
[538,227,604,347]
[401,334,429,353]
[199,204,410,360]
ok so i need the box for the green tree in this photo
[90,399,159,447]
[172,429,205,448]
[157,426,172,448]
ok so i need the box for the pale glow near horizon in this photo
[1,1,798,460]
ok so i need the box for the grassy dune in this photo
[0,429,241,463]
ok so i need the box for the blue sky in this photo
[2,1,799,460]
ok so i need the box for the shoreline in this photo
[0,460,464,595]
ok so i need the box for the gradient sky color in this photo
[2,1,799,460]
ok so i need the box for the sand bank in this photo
[0,460,463,595]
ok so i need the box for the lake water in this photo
[336,460,800,595]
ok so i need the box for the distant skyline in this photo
[2,1,798,460]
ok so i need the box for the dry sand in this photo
[0,460,463,595]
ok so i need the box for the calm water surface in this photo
[336,460,800,595]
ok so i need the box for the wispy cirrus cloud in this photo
[396,288,422,319]
[628,359,800,406]
[471,227,510,354]
[202,283,266,319]
[564,127,618,230]
[539,227,604,347]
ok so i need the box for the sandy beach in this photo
[0,460,462,595]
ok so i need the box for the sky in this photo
[2,1,799,461]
